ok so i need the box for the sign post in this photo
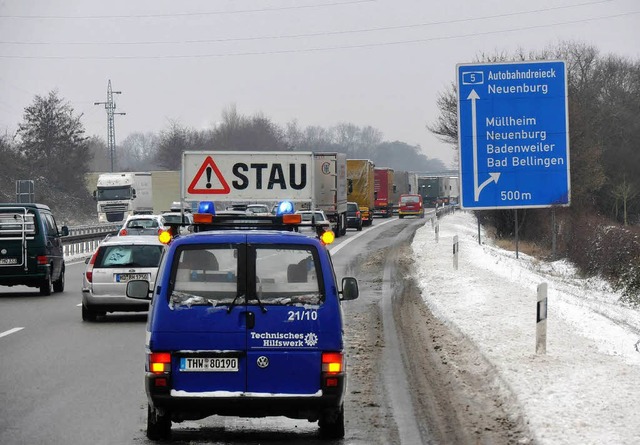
[457,60,570,210]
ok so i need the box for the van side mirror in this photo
[126,280,151,300]
[61,226,69,236]
[340,277,359,301]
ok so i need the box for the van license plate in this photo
[0,258,18,265]
[116,273,149,282]
[179,357,239,372]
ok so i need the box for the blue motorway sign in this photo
[457,60,570,209]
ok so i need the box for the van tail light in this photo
[85,249,100,283]
[119,228,128,236]
[36,255,49,265]
[149,352,172,374]
[322,352,343,374]
[322,352,344,389]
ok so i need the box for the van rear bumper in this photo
[146,375,345,421]
[0,265,49,287]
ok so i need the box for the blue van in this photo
[127,205,359,440]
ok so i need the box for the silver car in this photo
[118,214,167,236]
[81,235,165,321]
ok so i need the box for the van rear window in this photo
[170,245,323,308]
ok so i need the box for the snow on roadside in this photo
[411,210,640,445]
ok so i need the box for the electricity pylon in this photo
[94,80,125,172]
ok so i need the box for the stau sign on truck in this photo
[182,151,349,236]
[93,172,154,223]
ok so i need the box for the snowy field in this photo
[411,211,640,445]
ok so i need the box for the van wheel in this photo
[147,404,171,440]
[40,274,52,296]
[53,268,65,293]
[319,404,345,439]
[81,304,97,322]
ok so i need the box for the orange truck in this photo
[373,167,395,218]
[346,159,375,226]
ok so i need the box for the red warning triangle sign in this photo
[187,155,231,194]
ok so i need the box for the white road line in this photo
[0,327,24,338]
[330,217,396,255]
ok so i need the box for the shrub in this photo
[566,213,640,305]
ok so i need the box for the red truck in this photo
[373,167,395,218]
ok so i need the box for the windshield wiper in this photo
[250,293,268,313]
[226,293,245,313]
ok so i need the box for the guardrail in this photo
[62,223,120,258]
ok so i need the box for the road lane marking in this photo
[0,327,24,338]
[330,217,397,255]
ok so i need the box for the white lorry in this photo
[93,172,153,223]
[181,151,349,237]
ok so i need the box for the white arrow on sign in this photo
[467,89,500,201]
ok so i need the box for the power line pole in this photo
[94,79,125,172]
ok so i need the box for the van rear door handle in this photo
[245,311,255,329]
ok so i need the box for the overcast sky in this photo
[0,0,638,168]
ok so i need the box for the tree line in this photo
[88,105,447,174]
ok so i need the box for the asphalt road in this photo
[0,213,436,445]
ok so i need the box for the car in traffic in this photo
[118,214,167,236]
[161,211,194,235]
[245,203,271,216]
[126,201,359,440]
[346,202,363,231]
[398,194,425,219]
[82,234,165,321]
[295,210,334,236]
[0,203,69,295]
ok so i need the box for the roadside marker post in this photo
[453,235,459,270]
[536,283,548,354]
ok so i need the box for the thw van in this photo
[127,204,359,440]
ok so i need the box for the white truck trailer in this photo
[181,151,349,237]
[93,172,153,223]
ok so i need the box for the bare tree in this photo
[16,90,91,193]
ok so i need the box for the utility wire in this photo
[0,0,616,45]
[0,0,375,19]
[0,11,637,60]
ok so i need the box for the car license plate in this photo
[179,357,239,372]
[116,273,149,282]
[0,257,18,265]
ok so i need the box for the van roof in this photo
[0,203,51,211]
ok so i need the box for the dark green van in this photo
[0,203,69,295]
